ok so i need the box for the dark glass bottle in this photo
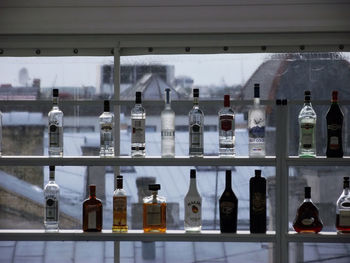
[336,177,350,233]
[219,170,238,233]
[250,170,266,233]
[326,90,343,157]
[83,185,103,232]
[293,187,323,233]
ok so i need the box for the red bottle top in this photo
[89,185,96,198]
[332,90,338,103]
[224,95,230,107]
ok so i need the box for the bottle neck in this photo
[117,180,123,189]
[225,174,232,190]
[253,97,260,106]
[343,188,349,195]
[193,97,199,106]
[53,97,58,106]
[151,191,158,202]
[189,177,198,192]
[304,198,312,202]
[49,171,55,182]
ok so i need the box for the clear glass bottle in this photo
[113,175,128,232]
[161,88,175,157]
[248,83,266,157]
[143,184,166,233]
[82,185,103,232]
[131,91,146,157]
[99,100,114,157]
[44,166,60,231]
[336,177,350,233]
[219,94,235,157]
[184,169,202,232]
[298,90,316,157]
[48,89,63,157]
[189,88,204,157]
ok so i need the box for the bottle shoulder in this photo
[114,188,127,196]
[219,107,234,116]
[299,105,316,120]
[219,189,237,202]
[83,197,102,206]
[44,182,60,192]
[131,105,145,115]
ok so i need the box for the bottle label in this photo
[339,210,350,226]
[146,205,161,226]
[113,196,127,226]
[190,124,202,146]
[220,201,235,216]
[132,119,145,143]
[328,124,341,131]
[248,110,265,139]
[301,217,314,226]
[88,210,97,229]
[252,192,266,213]
[45,197,58,221]
[220,116,234,132]
[101,124,113,144]
[161,130,175,138]
[301,123,314,148]
[185,199,201,225]
[329,136,339,150]
[49,124,60,147]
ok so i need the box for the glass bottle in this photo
[99,100,114,157]
[219,170,238,233]
[298,90,316,157]
[189,88,204,157]
[143,184,166,233]
[48,89,63,157]
[0,109,2,156]
[131,91,146,157]
[326,91,343,158]
[248,83,266,157]
[161,88,175,157]
[83,185,103,232]
[336,177,350,233]
[184,169,202,232]
[44,166,60,231]
[293,186,323,233]
[113,175,128,232]
[219,95,235,157]
[249,169,266,233]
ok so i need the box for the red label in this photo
[220,116,233,131]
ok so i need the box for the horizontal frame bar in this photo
[287,231,350,243]
[287,156,350,166]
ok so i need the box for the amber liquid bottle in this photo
[250,170,266,233]
[113,176,128,232]
[293,187,323,233]
[83,185,103,232]
[336,177,350,233]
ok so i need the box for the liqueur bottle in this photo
[161,88,175,157]
[48,89,63,157]
[143,184,166,233]
[249,170,266,233]
[298,91,316,157]
[113,176,128,232]
[184,169,202,232]
[248,83,266,157]
[293,186,323,233]
[99,100,114,157]
[83,185,103,232]
[336,177,350,233]
[326,91,343,158]
[218,95,235,157]
[189,88,204,157]
[219,170,238,233]
[131,91,146,157]
[44,166,60,231]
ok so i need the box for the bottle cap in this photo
[332,90,338,102]
[89,185,96,195]
[224,95,230,107]
[165,88,171,103]
[104,100,110,112]
[344,177,350,181]
[254,84,260,98]
[149,184,160,191]
[53,89,59,98]
[255,170,262,177]
[135,91,142,104]
[49,166,55,172]
[190,169,196,179]
[193,88,199,98]
[304,186,311,198]
[304,90,311,101]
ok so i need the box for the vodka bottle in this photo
[248,84,266,157]
[161,88,175,157]
[48,89,63,157]
[189,89,204,157]
[131,92,146,157]
[219,95,235,157]
[113,175,128,232]
[336,177,350,233]
[298,90,316,157]
[99,100,114,157]
[184,169,202,232]
[44,166,60,231]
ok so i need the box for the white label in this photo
[301,123,314,148]
[185,197,201,226]
[339,210,350,226]
[45,197,58,221]
[146,205,161,226]
[88,211,97,229]
[132,119,145,143]
[330,136,339,145]
[301,218,314,226]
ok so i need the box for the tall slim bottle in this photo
[44,166,60,231]
[189,89,204,157]
[250,170,266,233]
[0,109,2,156]
[336,177,350,233]
[219,95,235,157]
[48,89,63,157]
[113,175,128,232]
[99,100,114,157]
[326,91,343,157]
[131,91,146,157]
[83,185,103,232]
[161,88,175,157]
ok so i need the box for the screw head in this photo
[0,49,3,55]
[35,49,41,55]
[300,45,305,51]
[223,46,228,51]
[148,47,153,52]
[73,48,78,54]
[261,46,267,51]
[185,47,191,52]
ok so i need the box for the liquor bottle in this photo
[189,88,204,157]
[99,100,114,157]
[219,170,238,233]
[0,109,2,156]
[161,88,175,157]
[326,91,343,158]
[293,186,323,233]
[249,169,266,233]
[336,177,350,233]
[143,184,166,233]
[219,95,235,157]
[131,91,146,157]
[113,175,128,232]
[48,89,63,157]
[44,166,60,231]
[248,83,266,157]
[298,91,316,157]
[83,185,103,232]
[184,169,202,232]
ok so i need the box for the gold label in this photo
[113,196,127,226]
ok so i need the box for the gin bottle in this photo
[44,166,60,231]
[48,89,63,157]
[161,88,175,157]
[113,175,128,232]
[189,89,204,157]
[336,177,350,233]
[298,90,316,157]
[219,95,235,157]
[131,91,146,157]
[248,84,266,157]
[99,100,114,157]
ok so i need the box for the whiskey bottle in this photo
[44,166,60,231]
[219,95,235,157]
[161,88,175,157]
[293,186,323,233]
[99,100,114,157]
[113,175,128,232]
[48,89,63,157]
[219,170,238,233]
[143,184,166,233]
[336,177,350,233]
[131,91,146,157]
[184,169,202,232]
[249,169,266,233]
[189,88,204,157]
[83,185,103,232]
